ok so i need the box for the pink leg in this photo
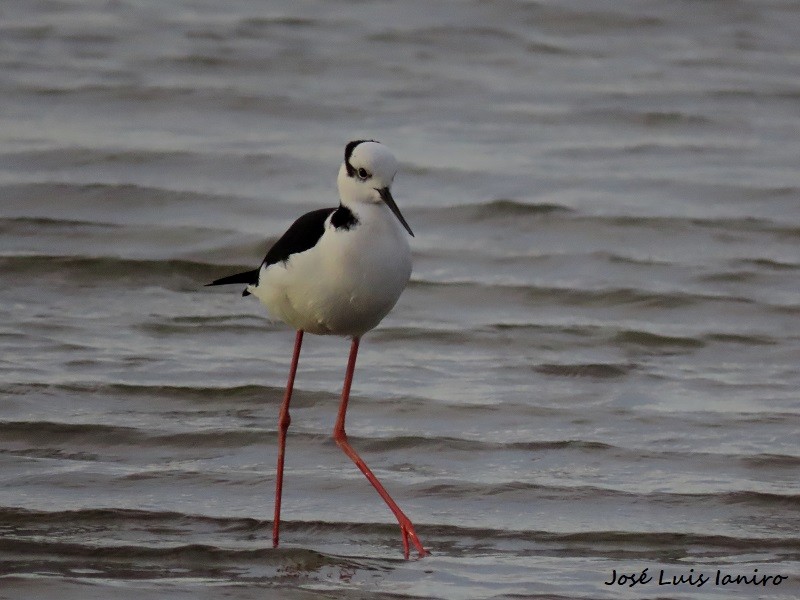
[333,337,429,559]
[273,329,303,548]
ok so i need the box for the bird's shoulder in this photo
[262,207,334,267]
[262,204,358,267]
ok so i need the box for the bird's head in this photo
[337,140,414,237]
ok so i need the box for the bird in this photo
[206,140,428,559]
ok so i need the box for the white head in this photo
[337,140,414,236]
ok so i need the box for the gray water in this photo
[1,0,799,598]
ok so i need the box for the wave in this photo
[1,252,767,314]
[735,257,800,271]
[705,333,778,346]
[0,419,276,449]
[534,362,632,378]
[5,381,285,400]
[0,254,226,290]
[3,251,787,319]
[1,181,229,204]
[410,279,758,310]
[368,26,533,56]
[740,453,800,468]
[5,183,797,265]
[412,199,799,237]
[0,419,618,455]
[3,507,798,556]
[463,198,573,218]
[612,330,705,349]
[0,215,126,232]
[6,410,796,473]
[137,314,277,335]
[415,482,800,511]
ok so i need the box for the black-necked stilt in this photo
[207,140,427,558]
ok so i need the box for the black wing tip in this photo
[205,269,260,288]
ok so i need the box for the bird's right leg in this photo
[273,329,304,548]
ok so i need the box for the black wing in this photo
[262,207,336,267]
[206,206,349,296]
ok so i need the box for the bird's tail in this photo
[206,269,260,296]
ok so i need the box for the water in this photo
[1,0,799,598]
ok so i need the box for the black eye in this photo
[357,167,369,180]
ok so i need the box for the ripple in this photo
[613,330,705,349]
[534,362,633,379]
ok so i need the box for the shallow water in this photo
[1,0,799,598]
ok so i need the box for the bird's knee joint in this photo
[279,412,291,431]
[332,428,347,444]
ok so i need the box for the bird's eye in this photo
[357,168,369,180]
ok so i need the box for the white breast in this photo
[251,203,412,337]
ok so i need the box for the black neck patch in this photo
[330,204,359,230]
[344,139,378,177]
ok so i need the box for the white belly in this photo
[251,206,412,337]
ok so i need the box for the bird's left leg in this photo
[332,337,429,559]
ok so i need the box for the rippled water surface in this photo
[1,0,799,598]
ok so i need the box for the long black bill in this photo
[377,187,414,237]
